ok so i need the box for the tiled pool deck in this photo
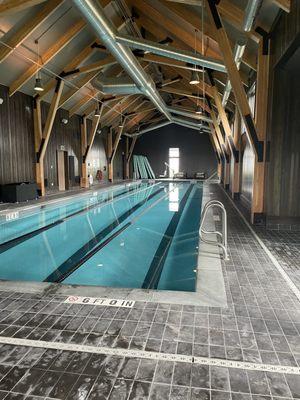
[0,183,298,399]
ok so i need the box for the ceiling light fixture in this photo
[34,40,44,92]
[190,69,200,85]
[118,105,124,128]
[94,103,101,117]
[196,105,202,114]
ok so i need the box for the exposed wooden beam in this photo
[105,95,142,126]
[206,0,262,162]
[217,0,260,43]
[0,0,46,15]
[160,0,257,69]
[272,0,290,12]
[128,0,222,61]
[134,1,256,70]
[0,0,63,63]
[38,39,98,99]
[107,124,125,182]
[62,56,116,78]
[9,20,85,96]
[59,57,119,109]
[81,106,103,187]
[207,71,238,162]
[125,136,137,179]
[251,38,270,223]
[35,78,64,196]
[69,92,97,117]
[231,107,241,198]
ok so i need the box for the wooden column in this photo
[206,0,263,164]
[207,70,239,165]
[252,36,270,224]
[231,108,242,199]
[34,78,64,196]
[208,130,222,177]
[207,97,230,187]
[81,106,103,188]
[107,128,113,181]
[80,116,88,188]
[125,136,137,179]
[108,123,125,182]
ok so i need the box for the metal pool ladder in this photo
[199,200,229,260]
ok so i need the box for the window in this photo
[168,147,179,178]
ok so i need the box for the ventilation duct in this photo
[128,120,172,137]
[116,35,226,73]
[172,116,210,132]
[167,106,212,123]
[92,74,142,94]
[73,0,172,120]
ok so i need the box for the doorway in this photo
[57,150,69,191]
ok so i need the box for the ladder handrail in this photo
[199,200,229,260]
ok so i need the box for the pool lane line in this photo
[0,183,156,255]
[0,336,298,375]
[220,184,300,303]
[44,186,165,283]
[0,181,139,217]
[142,184,194,290]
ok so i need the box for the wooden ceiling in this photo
[0,0,289,134]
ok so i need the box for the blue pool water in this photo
[0,181,203,292]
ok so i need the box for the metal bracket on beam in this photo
[244,114,264,162]
[255,26,270,55]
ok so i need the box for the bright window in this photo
[169,147,179,178]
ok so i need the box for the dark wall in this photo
[0,84,124,189]
[265,3,300,218]
[0,85,35,184]
[134,124,217,178]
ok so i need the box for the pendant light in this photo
[94,98,101,117]
[196,105,202,114]
[190,29,200,85]
[190,69,200,85]
[34,40,44,92]
[118,104,124,128]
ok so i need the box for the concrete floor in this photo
[0,182,298,399]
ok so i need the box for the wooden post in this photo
[207,70,239,165]
[35,78,64,196]
[80,116,88,188]
[125,136,137,179]
[81,106,103,188]
[107,127,113,181]
[231,108,241,199]
[108,124,125,182]
[251,36,270,224]
[207,97,230,187]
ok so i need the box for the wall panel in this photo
[0,84,124,190]
[134,124,217,178]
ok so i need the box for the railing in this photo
[199,200,229,260]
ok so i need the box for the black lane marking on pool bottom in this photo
[0,185,142,254]
[44,186,164,283]
[142,184,193,290]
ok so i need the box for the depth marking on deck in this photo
[0,336,299,375]
[64,296,135,308]
[221,186,300,303]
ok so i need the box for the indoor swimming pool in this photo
[0,181,203,292]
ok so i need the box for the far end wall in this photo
[133,124,217,178]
